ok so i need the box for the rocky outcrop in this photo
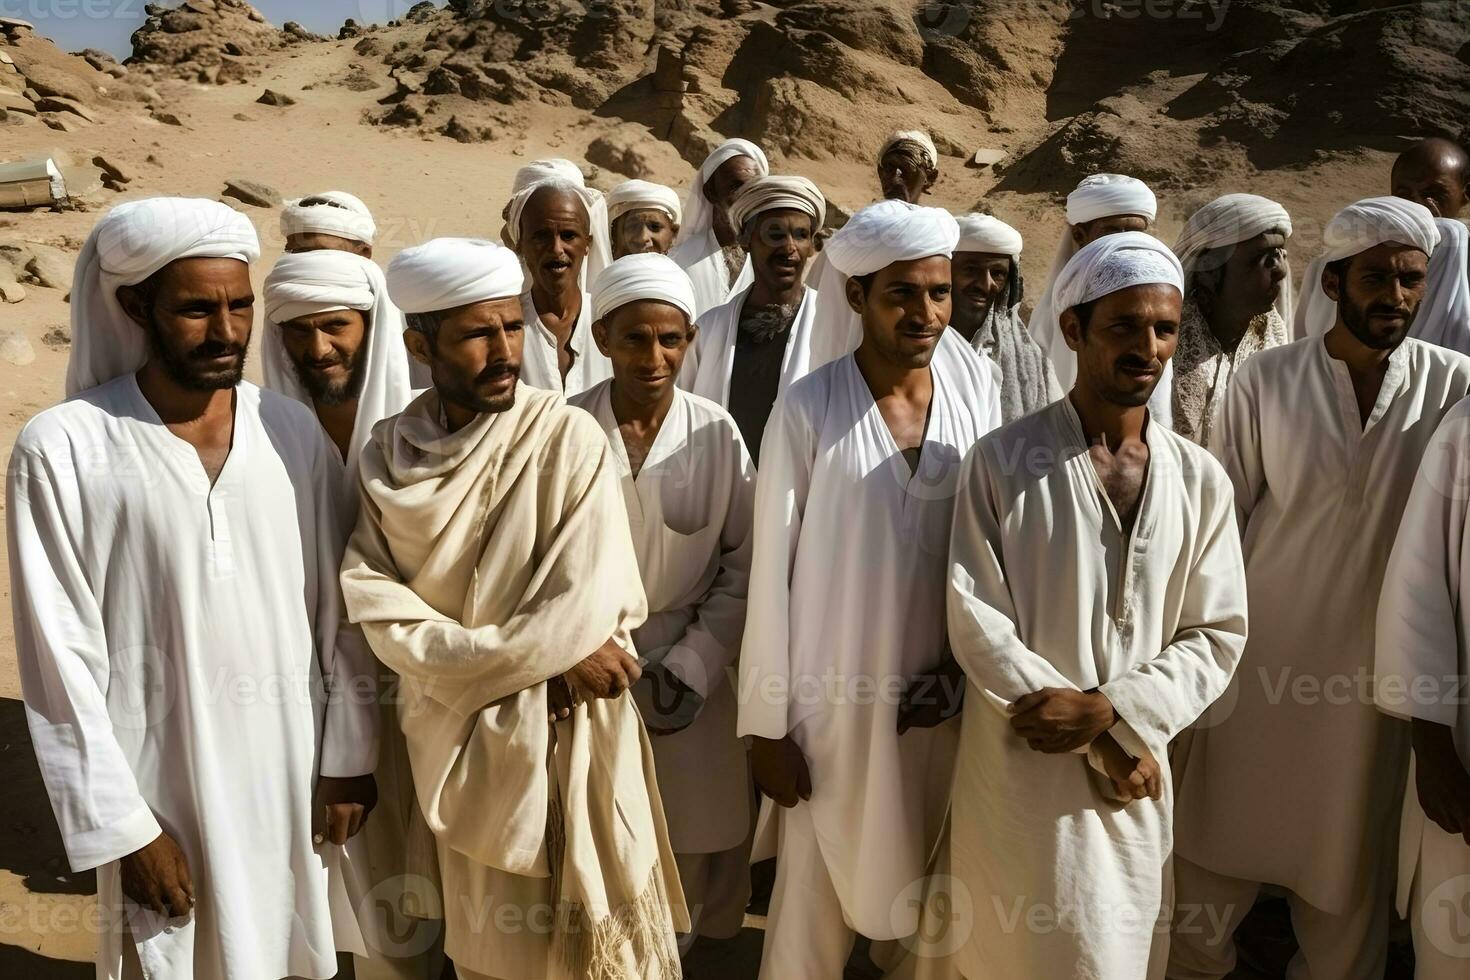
[127,0,317,83]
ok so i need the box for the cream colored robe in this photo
[341,384,686,980]
[942,397,1247,979]
[1176,336,1470,917]
[1375,397,1470,977]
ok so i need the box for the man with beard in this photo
[950,212,1061,423]
[669,138,770,317]
[262,250,441,980]
[876,130,939,204]
[606,179,683,259]
[281,190,378,258]
[8,198,380,980]
[681,175,843,459]
[739,200,1000,979]
[346,237,686,980]
[915,232,1246,979]
[502,179,611,395]
[1170,198,1470,980]
[571,253,756,957]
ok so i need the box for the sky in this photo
[6,1,444,58]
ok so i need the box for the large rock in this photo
[221,177,281,207]
[23,242,76,290]
[35,95,99,122]
[256,87,295,106]
[129,0,286,78]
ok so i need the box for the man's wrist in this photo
[1091,691,1119,732]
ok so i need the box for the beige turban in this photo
[606,179,682,226]
[728,175,826,233]
[879,130,938,170]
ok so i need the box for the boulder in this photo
[151,109,185,125]
[256,88,295,106]
[22,243,74,289]
[0,328,35,365]
[221,177,281,207]
[35,95,99,122]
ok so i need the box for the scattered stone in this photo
[221,177,281,208]
[0,329,35,365]
[256,88,296,106]
[91,155,134,184]
[441,115,492,143]
[25,243,76,289]
[0,90,36,115]
[35,96,99,122]
[969,147,1007,168]
[214,56,253,85]
[151,109,185,126]
[43,114,86,132]
[232,111,253,121]
[0,267,26,303]
[42,325,69,349]
[379,102,422,127]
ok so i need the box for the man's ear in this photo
[1069,223,1087,249]
[1060,308,1084,353]
[116,283,151,330]
[669,220,681,240]
[1321,263,1342,304]
[686,321,699,348]
[592,318,612,358]
[844,276,866,316]
[356,242,373,260]
[404,329,433,367]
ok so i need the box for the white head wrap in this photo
[954,213,1023,258]
[728,175,826,233]
[668,138,770,316]
[1173,193,1294,324]
[590,252,697,325]
[66,197,260,396]
[1028,174,1159,393]
[385,238,524,315]
[279,190,376,247]
[1050,230,1183,332]
[811,199,960,354]
[878,130,939,170]
[502,159,613,291]
[1293,196,1445,340]
[606,179,682,226]
[261,249,414,489]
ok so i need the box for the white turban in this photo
[1029,173,1159,394]
[879,130,939,170]
[606,179,682,226]
[66,197,260,396]
[668,138,770,317]
[502,159,613,291]
[1050,231,1183,333]
[955,213,1023,258]
[728,175,826,233]
[812,199,960,355]
[1293,196,1445,340]
[385,238,524,315]
[1173,193,1294,324]
[590,252,697,324]
[510,158,584,196]
[279,190,376,247]
[261,249,414,491]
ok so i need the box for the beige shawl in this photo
[341,383,686,978]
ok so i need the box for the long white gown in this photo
[517,288,612,396]
[737,329,1001,939]
[1374,397,1470,979]
[942,396,1247,979]
[6,376,379,980]
[1175,335,1470,916]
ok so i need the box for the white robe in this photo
[568,383,756,857]
[517,288,612,396]
[669,242,754,320]
[680,285,846,409]
[1175,335,1470,915]
[1374,398,1470,977]
[6,376,379,980]
[737,330,1001,938]
[943,397,1247,979]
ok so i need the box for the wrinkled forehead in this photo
[523,187,590,229]
[152,255,254,295]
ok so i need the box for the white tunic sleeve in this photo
[737,391,818,740]
[947,442,1087,712]
[663,429,756,701]
[7,443,163,871]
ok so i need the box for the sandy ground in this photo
[0,29,1409,978]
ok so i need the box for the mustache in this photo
[478,361,518,383]
[189,341,246,361]
[1115,355,1160,372]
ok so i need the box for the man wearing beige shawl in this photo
[344,237,686,980]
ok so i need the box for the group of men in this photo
[6,128,1470,980]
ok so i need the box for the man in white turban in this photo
[502,178,614,395]
[738,199,1000,979]
[569,253,757,959]
[1169,193,1293,448]
[500,158,614,288]
[681,174,840,459]
[908,230,1246,979]
[951,211,1061,422]
[1171,196,1470,980]
[607,178,683,258]
[281,189,377,258]
[877,129,940,204]
[669,137,770,317]
[352,237,686,980]
[1374,401,1470,980]
[9,198,380,980]
[262,249,439,980]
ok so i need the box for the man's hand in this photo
[565,638,642,703]
[548,675,577,723]
[120,831,194,918]
[315,774,378,846]
[751,734,812,808]
[1092,732,1162,802]
[898,659,966,734]
[1009,687,1117,753]
[1413,718,1470,846]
